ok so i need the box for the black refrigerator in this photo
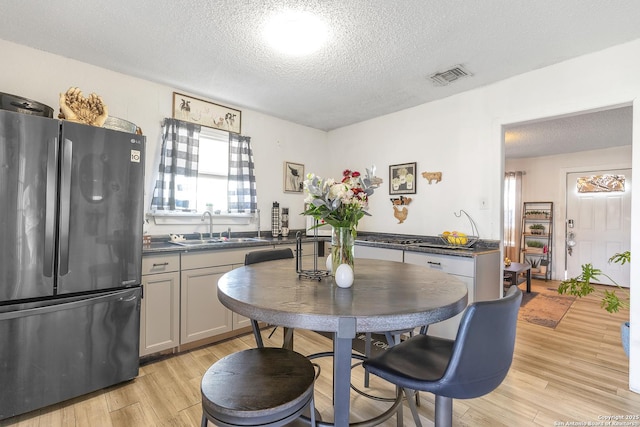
[0,109,145,419]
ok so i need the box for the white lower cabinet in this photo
[140,255,180,356]
[403,250,500,340]
[355,245,404,262]
[142,245,329,355]
[232,312,252,329]
[229,263,252,330]
[181,265,233,343]
[180,248,249,345]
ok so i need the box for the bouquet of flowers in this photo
[302,168,377,235]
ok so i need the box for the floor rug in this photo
[516,280,576,328]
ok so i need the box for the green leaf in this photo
[608,251,630,265]
[601,290,625,313]
[558,277,595,298]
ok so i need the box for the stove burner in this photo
[389,239,423,244]
[357,236,423,245]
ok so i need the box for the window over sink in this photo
[197,127,229,213]
[148,125,254,226]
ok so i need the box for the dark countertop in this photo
[354,232,499,258]
[143,233,320,255]
[143,230,499,258]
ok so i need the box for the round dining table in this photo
[217,258,468,426]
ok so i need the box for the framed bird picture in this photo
[284,161,304,193]
[172,92,241,134]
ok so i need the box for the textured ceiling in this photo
[504,106,633,159]
[0,1,638,155]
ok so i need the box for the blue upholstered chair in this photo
[245,248,294,265]
[363,286,522,427]
[244,248,294,347]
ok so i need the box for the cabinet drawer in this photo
[181,248,249,270]
[355,245,403,262]
[403,252,474,277]
[142,254,180,275]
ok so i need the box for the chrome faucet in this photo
[201,211,213,238]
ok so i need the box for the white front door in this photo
[565,169,631,287]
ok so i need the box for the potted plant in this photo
[527,257,540,273]
[529,223,545,235]
[525,240,545,253]
[558,251,630,356]
[525,210,550,219]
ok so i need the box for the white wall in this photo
[0,39,329,236]
[506,146,632,280]
[2,36,639,391]
[327,89,500,238]
[327,39,640,391]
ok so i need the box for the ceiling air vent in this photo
[429,65,472,86]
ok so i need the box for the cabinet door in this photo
[428,275,474,339]
[403,251,474,340]
[232,312,252,329]
[403,252,474,278]
[355,245,404,262]
[140,271,180,356]
[180,265,233,344]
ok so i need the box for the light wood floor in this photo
[2,282,637,427]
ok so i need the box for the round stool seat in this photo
[201,348,315,426]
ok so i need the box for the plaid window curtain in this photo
[228,133,257,213]
[151,118,200,211]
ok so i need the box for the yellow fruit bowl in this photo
[448,235,468,245]
[439,231,478,248]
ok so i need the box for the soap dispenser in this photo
[281,207,289,237]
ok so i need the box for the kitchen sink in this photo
[223,237,268,243]
[169,239,225,246]
[169,237,268,247]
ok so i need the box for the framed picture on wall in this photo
[172,92,241,134]
[284,161,305,193]
[389,162,417,195]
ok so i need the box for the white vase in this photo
[335,264,354,288]
[331,227,355,275]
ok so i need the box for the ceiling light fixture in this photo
[263,11,328,56]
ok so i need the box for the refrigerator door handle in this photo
[43,137,58,278]
[0,288,139,321]
[58,138,73,276]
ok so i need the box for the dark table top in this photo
[504,262,531,273]
[217,258,469,334]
